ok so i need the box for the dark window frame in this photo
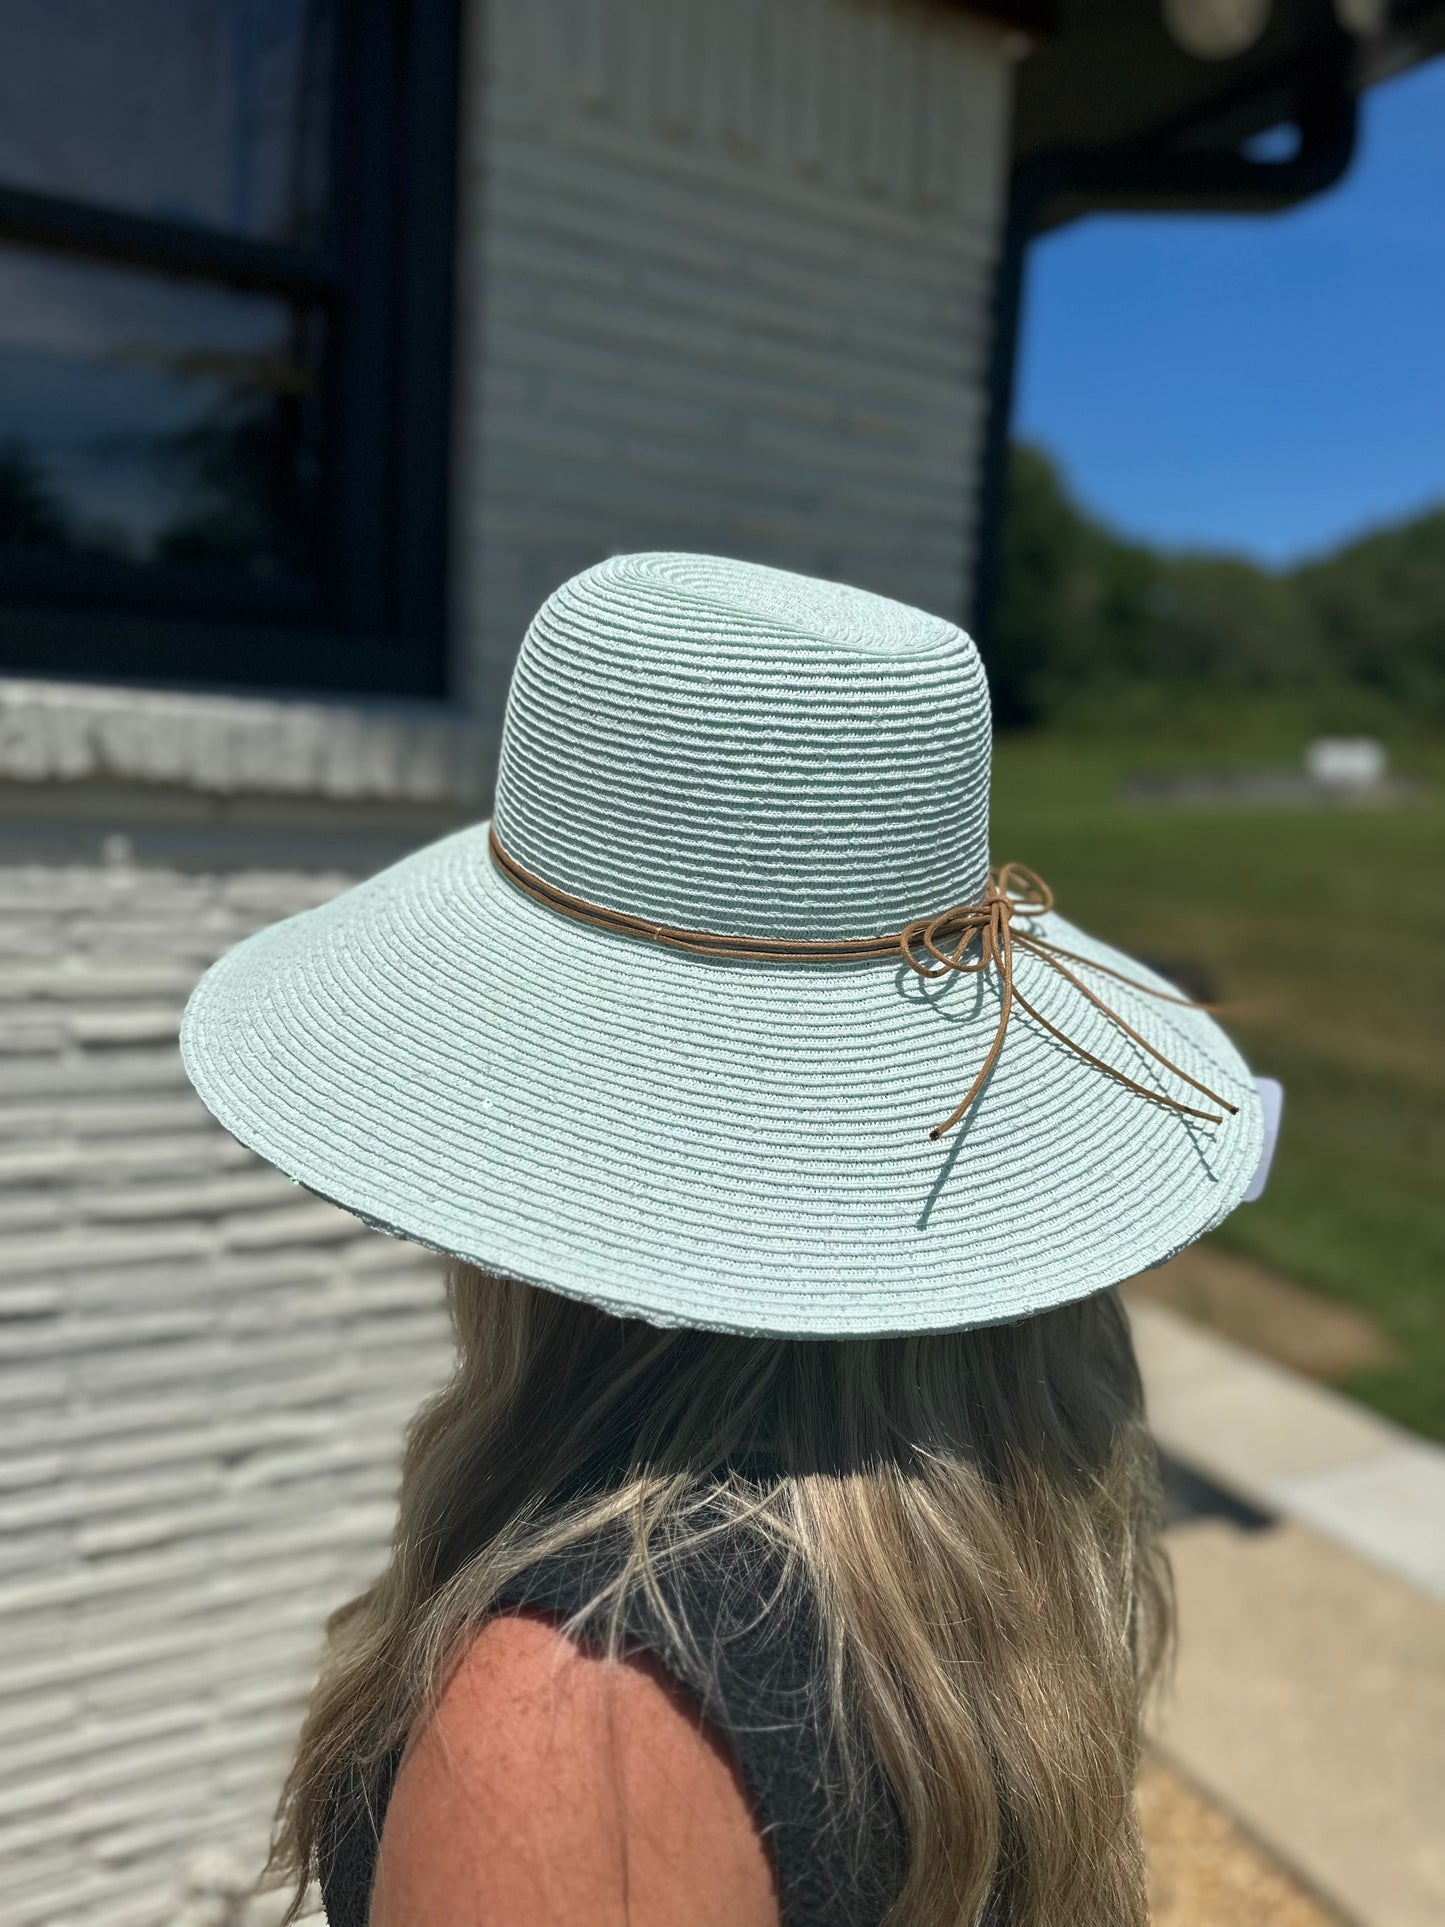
[0,0,460,700]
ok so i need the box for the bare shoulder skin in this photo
[369,1607,781,1927]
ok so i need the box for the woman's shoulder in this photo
[368,1605,781,1927]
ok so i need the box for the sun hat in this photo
[180,552,1263,1338]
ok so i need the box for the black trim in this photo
[329,0,405,638]
[393,0,465,676]
[0,604,427,699]
[969,199,1033,686]
[0,185,338,298]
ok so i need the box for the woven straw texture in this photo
[182,554,1263,1337]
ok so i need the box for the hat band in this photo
[487,826,1238,1142]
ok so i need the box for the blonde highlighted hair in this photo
[270,1264,1171,1927]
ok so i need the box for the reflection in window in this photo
[0,247,325,586]
[0,0,456,694]
[0,0,333,244]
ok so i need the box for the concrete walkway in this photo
[1132,1300,1445,1600]
[1131,1300,1445,1927]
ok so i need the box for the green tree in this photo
[990,443,1157,724]
[992,442,1445,725]
[1297,508,1445,711]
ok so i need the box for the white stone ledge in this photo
[0,678,494,807]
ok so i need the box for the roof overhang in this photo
[985,0,1445,226]
[962,0,1445,647]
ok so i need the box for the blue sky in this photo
[1013,55,1445,567]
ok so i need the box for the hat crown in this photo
[493,553,992,940]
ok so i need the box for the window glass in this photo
[0,246,326,586]
[0,0,333,244]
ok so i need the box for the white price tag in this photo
[1242,1077,1284,1203]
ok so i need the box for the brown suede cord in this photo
[488,828,1238,1141]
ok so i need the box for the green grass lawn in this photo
[990,719,1445,1440]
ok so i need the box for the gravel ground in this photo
[1140,1757,1344,1926]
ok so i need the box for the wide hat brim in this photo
[181,820,1263,1337]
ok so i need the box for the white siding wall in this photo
[0,815,455,1927]
[0,2,1014,1920]
[460,0,1015,719]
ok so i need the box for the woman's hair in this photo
[269,1263,1172,1927]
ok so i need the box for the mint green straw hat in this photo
[181,553,1263,1336]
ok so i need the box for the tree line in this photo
[989,444,1445,729]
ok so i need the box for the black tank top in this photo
[319,1526,907,1926]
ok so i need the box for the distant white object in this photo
[1305,736,1388,790]
[1243,1077,1284,1203]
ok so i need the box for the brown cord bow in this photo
[488,829,1238,1141]
[898,862,1237,1139]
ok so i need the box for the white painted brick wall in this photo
[459,0,1015,719]
[0,838,452,1927]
